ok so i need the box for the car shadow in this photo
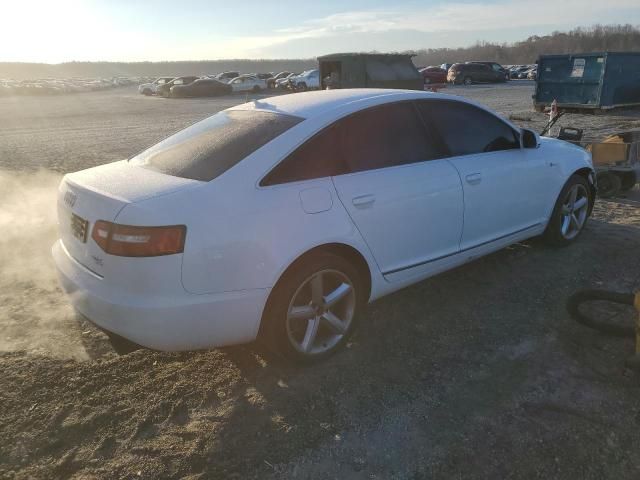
[11,216,639,479]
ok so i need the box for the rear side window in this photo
[338,102,442,173]
[262,101,442,186]
[131,110,303,181]
[416,100,519,156]
[261,125,345,185]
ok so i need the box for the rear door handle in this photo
[352,194,375,208]
[465,173,482,185]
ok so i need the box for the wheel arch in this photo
[257,242,373,339]
[572,167,597,214]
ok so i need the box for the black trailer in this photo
[317,53,423,91]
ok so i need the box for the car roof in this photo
[230,88,505,122]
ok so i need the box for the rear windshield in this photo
[130,110,303,181]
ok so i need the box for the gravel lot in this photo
[1,82,640,479]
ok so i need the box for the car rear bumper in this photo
[52,240,270,351]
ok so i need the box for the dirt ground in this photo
[1,83,640,479]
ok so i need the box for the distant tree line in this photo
[1,24,639,79]
[411,24,640,67]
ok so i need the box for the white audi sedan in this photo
[53,89,595,362]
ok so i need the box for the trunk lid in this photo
[58,160,200,276]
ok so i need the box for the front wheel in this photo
[261,253,364,363]
[544,174,591,246]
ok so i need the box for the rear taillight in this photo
[91,221,186,257]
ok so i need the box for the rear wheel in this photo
[463,76,472,85]
[544,174,591,246]
[261,253,364,363]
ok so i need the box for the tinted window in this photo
[262,102,442,186]
[261,125,344,186]
[338,102,441,173]
[131,110,303,181]
[416,100,519,156]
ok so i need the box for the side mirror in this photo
[522,128,540,148]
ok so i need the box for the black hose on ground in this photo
[566,289,636,337]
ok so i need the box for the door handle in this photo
[352,194,375,208]
[465,173,482,185]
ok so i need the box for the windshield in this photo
[130,110,303,181]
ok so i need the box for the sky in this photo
[1,0,639,63]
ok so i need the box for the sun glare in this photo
[0,0,103,63]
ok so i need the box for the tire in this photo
[142,88,152,96]
[463,76,472,85]
[544,174,592,246]
[260,252,364,363]
[567,289,635,337]
[619,172,637,192]
[596,171,621,198]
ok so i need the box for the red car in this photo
[419,66,448,84]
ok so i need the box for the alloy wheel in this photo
[560,184,589,240]
[286,269,356,355]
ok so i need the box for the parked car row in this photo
[506,64,537,80]
[417,61,510,86]
[1,76,150,96]
[138,70,321,98]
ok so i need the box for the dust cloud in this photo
[0,169,89,360]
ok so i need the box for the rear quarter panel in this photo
[117,172,377,296]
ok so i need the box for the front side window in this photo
[416,100,520,156]
[131,110,303,181]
